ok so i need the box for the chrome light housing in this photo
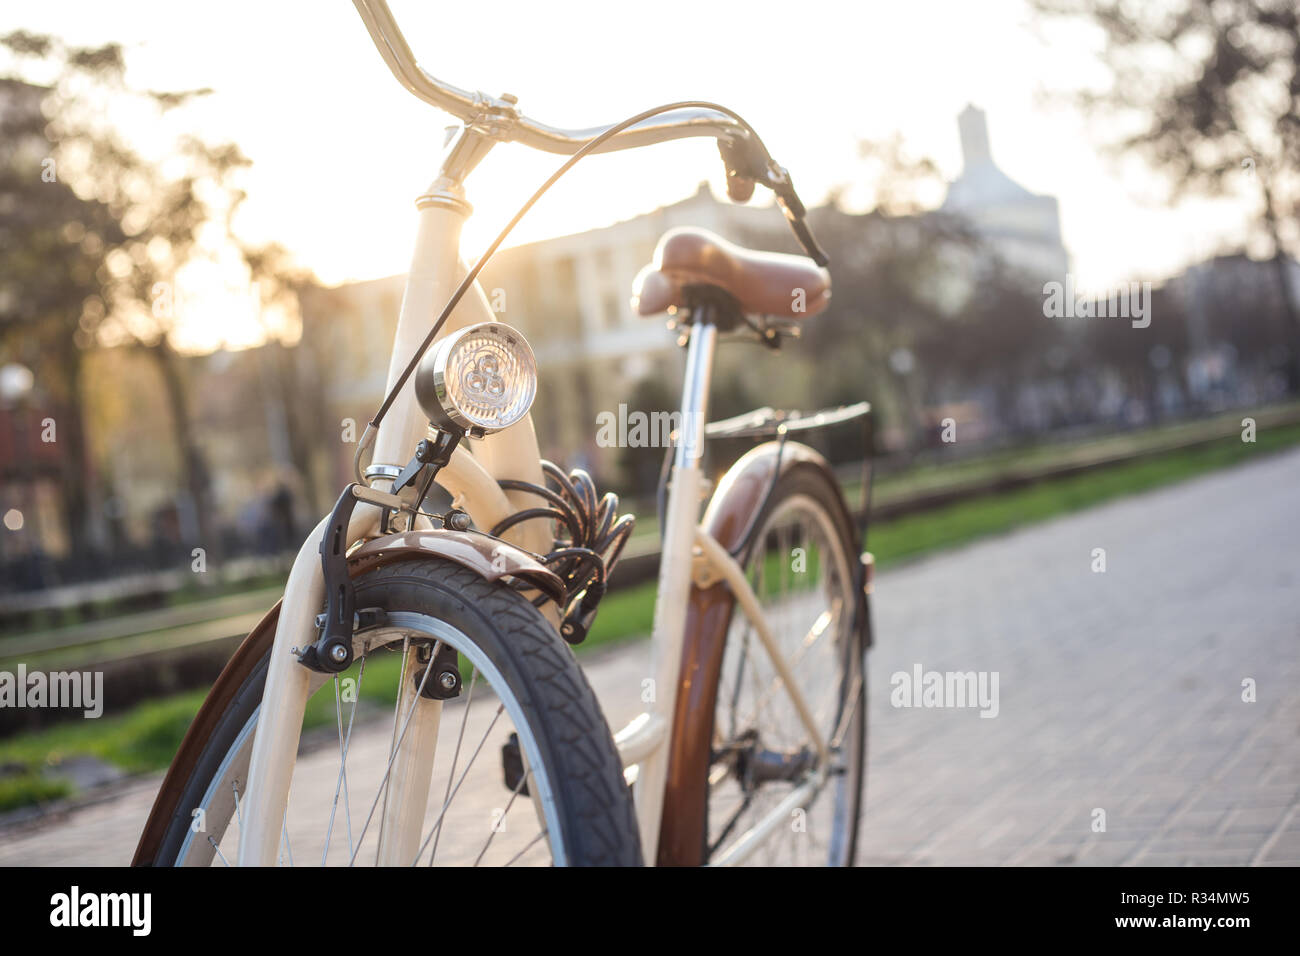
[414,321,538,436]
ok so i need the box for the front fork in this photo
[237,505,378,865]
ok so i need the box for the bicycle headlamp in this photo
[415,321,537,436]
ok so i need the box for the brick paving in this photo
[858,445,1300,866]
[1,447,1297,865]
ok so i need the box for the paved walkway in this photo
[859,445,1300,865]
[2,447,1297,865]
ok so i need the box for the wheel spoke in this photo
[208,836,230,867]
[349,639,439,866]
[427,666,478,866]
[504,828,548,867]
[322,644,368,865]
[745,608,835,722]
[181,565,635,867]
[473,764,533,866]
[413,702,506,865]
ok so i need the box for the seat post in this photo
[675,312,718,470]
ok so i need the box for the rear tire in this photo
[705,463,867,866]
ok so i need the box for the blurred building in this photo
[300,117,1080,482]
[941,104,1070,285]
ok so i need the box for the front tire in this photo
[150,558,642,866]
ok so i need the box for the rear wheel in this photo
[150,558,642,866]
[706,464,866,865]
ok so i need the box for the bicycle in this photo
[133,0,874,867]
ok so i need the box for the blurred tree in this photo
[0,55,125,554]
[1083,282,1191,422]
[912,258,1058,437]
[242,241,328,513]
[801,196,978,455]
[855,135,946,217]
[1191,254,1295,390]
[1032,0,1300,387]
[785,138,1001,454]
[2,31,243,552]
[2,31,310,557]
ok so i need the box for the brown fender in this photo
[656,440,852,866]
[133,529,563,865]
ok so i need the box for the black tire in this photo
[153,557,642,866]
[705,462,867,866]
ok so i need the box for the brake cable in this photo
[354,98,824,478]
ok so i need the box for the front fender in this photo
[349,529,565,606]
[133,527,562,865]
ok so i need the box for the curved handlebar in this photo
[351,0,828,266]
[353,0,748,155]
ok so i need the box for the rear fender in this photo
[656,440,854,866]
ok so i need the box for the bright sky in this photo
[7,0,1262,350]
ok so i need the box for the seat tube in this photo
[635,314,717,859]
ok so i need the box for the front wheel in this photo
[148,557,642,866]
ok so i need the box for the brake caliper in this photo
[295,483,397,674]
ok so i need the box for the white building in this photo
[941,104,1069,285]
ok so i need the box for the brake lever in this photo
[766,166,830,267]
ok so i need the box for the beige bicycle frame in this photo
[236,0,827,866]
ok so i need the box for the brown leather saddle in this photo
[631,226,831,320]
